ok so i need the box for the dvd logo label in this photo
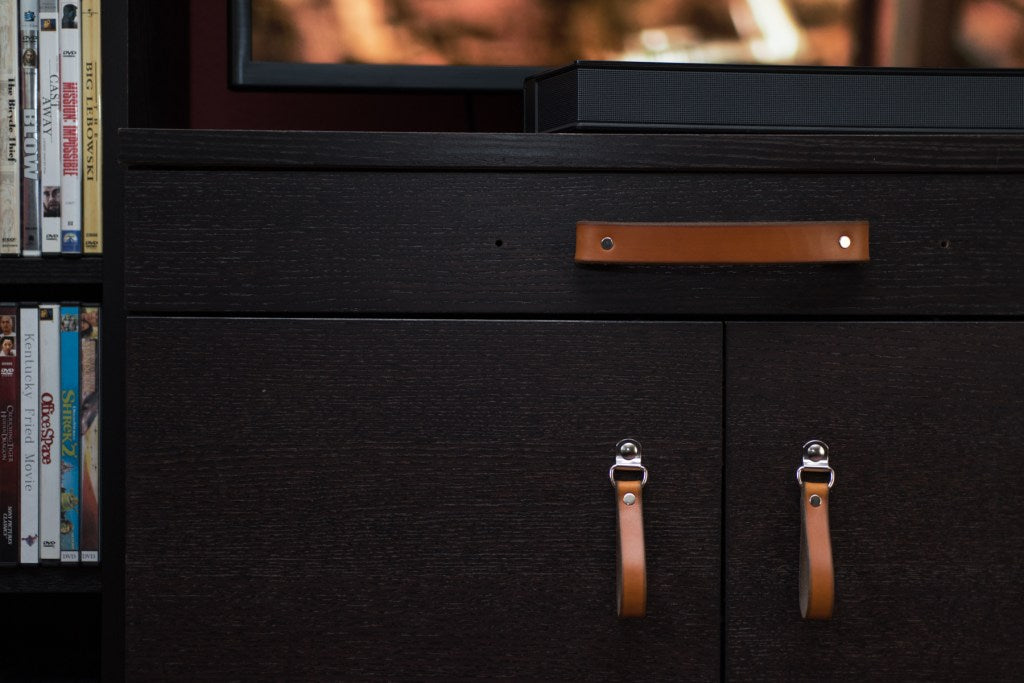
[40,393,55,464]
[61,390,77,456]
[1,367,12,377]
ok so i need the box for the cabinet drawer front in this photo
[125,170,1024,315]
[725,323,1024,680]
[126,319,721,681]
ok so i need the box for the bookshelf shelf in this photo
[0,257,103,285]
[0,566,102,594]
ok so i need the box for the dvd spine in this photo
[59,304,79,562]
[79,305,98,563]
[81,0,99,254]
[20,0,40,256]
[58,0,80,255]
[37,0,59,254]
[37,303,59,560]
[19,306,38,563]
[1,1,20,256]
[0,305,19,564]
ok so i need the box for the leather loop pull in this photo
[576,221,869,264]
[615,478,647,618]
[799,480,834,620]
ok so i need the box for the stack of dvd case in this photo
[1,0,102,257]
[0,303,100,565]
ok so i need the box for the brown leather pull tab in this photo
[800,481,834,620]
[615,479,647,618]
[576,221,869,264]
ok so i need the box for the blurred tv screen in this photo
[251,0,859,68]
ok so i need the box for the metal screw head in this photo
[601,237,614,250]
[809,494,822,507]
[623,493,637,505]
[839,235,852,249]
[619,441,638,458]
[806,442,827,461]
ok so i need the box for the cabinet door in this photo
[725,323,1024,680]
[126,319,721,681]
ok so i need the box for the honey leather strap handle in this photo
[576,221,869,264]
[615,479,647,618]
[610,439,648,618]
[797,440,836,620]
[800,481,834,620]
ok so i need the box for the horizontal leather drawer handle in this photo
[576,221,869,264]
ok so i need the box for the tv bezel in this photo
[230,0,545,91]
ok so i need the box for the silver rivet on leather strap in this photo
[809,494,822,507]
[623,493,636,505]
[601,237,614,250]
[839,235,852,249]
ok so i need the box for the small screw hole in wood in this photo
[495,239,503,247]
[940,240,951,249]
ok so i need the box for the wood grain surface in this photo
[0,257,102,285]
[120,130,1024,172]
[725,322,1024,681]
[126,318,722,681]
[0,566,101,593]
[125,169,1024,315]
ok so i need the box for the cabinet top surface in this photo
[119,129,1024,172]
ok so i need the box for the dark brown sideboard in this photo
[119,131,1024,680]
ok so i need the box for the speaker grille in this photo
[528,65,1024,131]
[536,69,579,132]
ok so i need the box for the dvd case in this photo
[59,305,79,562]
[20,0,41,256]
[59,0,81,255]
[1,1,20,255]
[37,303,59,560]
[38,0,60,255]
[81,0,100,254]
[19,306,39,563]
[0,305,20,564]
[79,305,98,563]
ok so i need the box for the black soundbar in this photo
[524,61,1024,133]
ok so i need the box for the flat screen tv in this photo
[230,0,864,92]
[232,0,549,90]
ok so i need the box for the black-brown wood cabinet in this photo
[117,131,1024,680]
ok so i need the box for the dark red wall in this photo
[188,1,523,131]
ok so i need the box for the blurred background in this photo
[251,0,1024,68]
[188,1,1024,130]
